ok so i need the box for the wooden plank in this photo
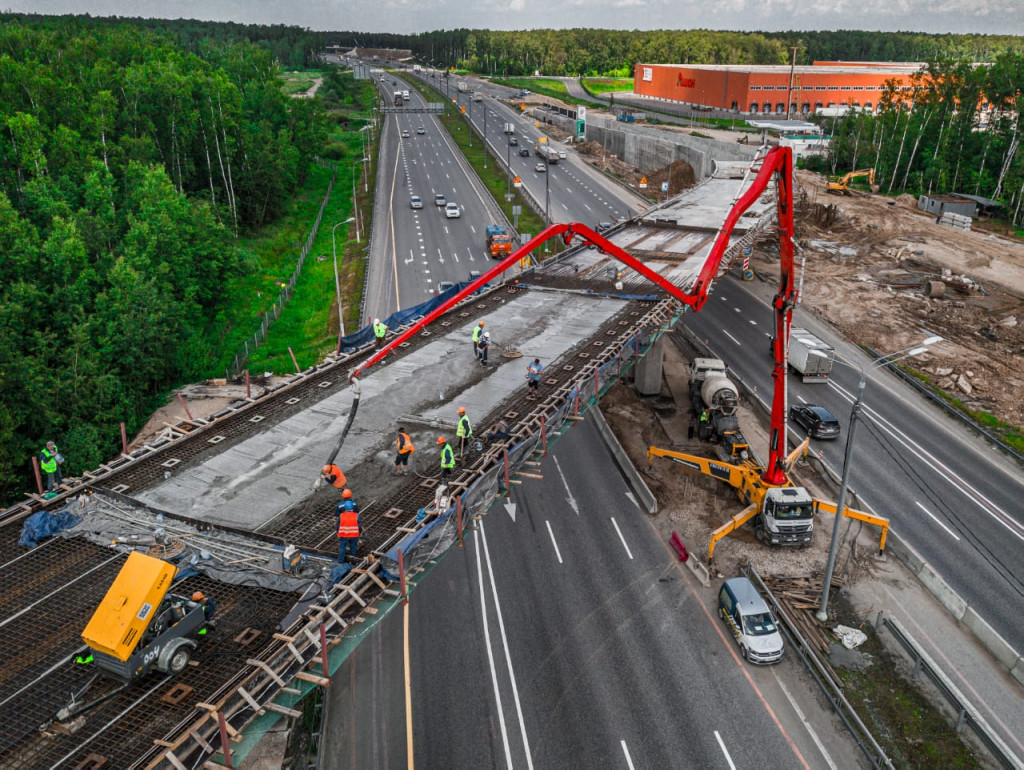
[265,702,302,719]
[245,659,286,688]
[237,687,264,716]
[294,671,330,687]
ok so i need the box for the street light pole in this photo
[332,217,356,342]
[816,336,943,622]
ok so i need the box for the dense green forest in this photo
[337,28,1024,76]
[818,56,1024,227]
[1,12,323,68]
[0,19,328,503]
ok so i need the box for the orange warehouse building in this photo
[633,62,925,115]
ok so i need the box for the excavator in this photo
[323,146,888,566]
[825,167,878,195]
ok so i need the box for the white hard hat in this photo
[374,318,380,324]
[483,332,490,338]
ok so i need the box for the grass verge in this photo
[830,598,981,768]
[207,76,377,377]
[582,77,633,94]
[491,77,596,108]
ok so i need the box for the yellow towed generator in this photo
[55,552,207,722]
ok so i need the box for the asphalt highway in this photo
[324,420,860,768]
[684,272,1024,649]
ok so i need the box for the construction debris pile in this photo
[777,170,1024,428]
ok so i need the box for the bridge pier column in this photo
[634,336,664,396]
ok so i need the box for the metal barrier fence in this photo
[878,614,1022,770]
[154,297,679,768]
[744,565,894,769]
[227,159,338,379]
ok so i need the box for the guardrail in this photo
[865,345,1024,468]
[878,613,1023,770]
[745,566,894,769]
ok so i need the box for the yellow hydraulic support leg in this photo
[814,499,890,554]
[707,503,759,564]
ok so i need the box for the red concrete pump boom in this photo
[351,146,796,485]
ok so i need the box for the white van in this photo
[718,577,784,664]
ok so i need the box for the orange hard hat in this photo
[458,406,466,414]
[437,436,446,445]
[479,321,485,326]
[192,591,204,601]
[342,489,352,499]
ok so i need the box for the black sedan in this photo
[789,404,841,440]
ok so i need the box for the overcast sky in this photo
[8,0,1024,37]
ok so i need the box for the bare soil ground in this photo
[784,172,1024,429]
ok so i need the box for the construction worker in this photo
[438,436,455,480]
[456,407,472,456]
[373,318,388,350]
[39,440,64,493]
[191,591,217,625]
[483,418,509,445]
[471,321,485,355]
[322,464,347,490]
[335,488,359,520]
[477,331,491,365]
[337,500,361,562]
[395,428,415,475]
[526,358,543,391]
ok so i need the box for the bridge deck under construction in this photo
[0,165,767,768]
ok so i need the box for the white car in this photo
[410,195,423,209]
[401,129,410,138]
[558,149,567,159]
[445,202,461,218]
[535,162,547,173]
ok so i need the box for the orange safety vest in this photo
[338,510,360,538]
[323,464,346,489]
[397,432,415,454]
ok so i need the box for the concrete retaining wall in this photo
[590,407,658,514]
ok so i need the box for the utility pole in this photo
[786,46,799,121]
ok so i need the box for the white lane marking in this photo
[797,395,807,403]
[546,520,564,564]
[474,533,513,768]
[610,518,634,560]
[749,319,758,325]
[714,731,737,770]
[915,501,961,541]
[453,251,460,263]
[722,330,742,347]
[552,456,580,515]
[405,250,414,265]
[480,521,535,768]
[437,248,445,264]
[828,380,1024,542]
[621,740,635,770]
[773,669,839,770]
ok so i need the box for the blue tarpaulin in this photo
[380,508,452,581]
[18,508,81,547]
[338,281,490,354]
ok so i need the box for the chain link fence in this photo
[227,159,337,379]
